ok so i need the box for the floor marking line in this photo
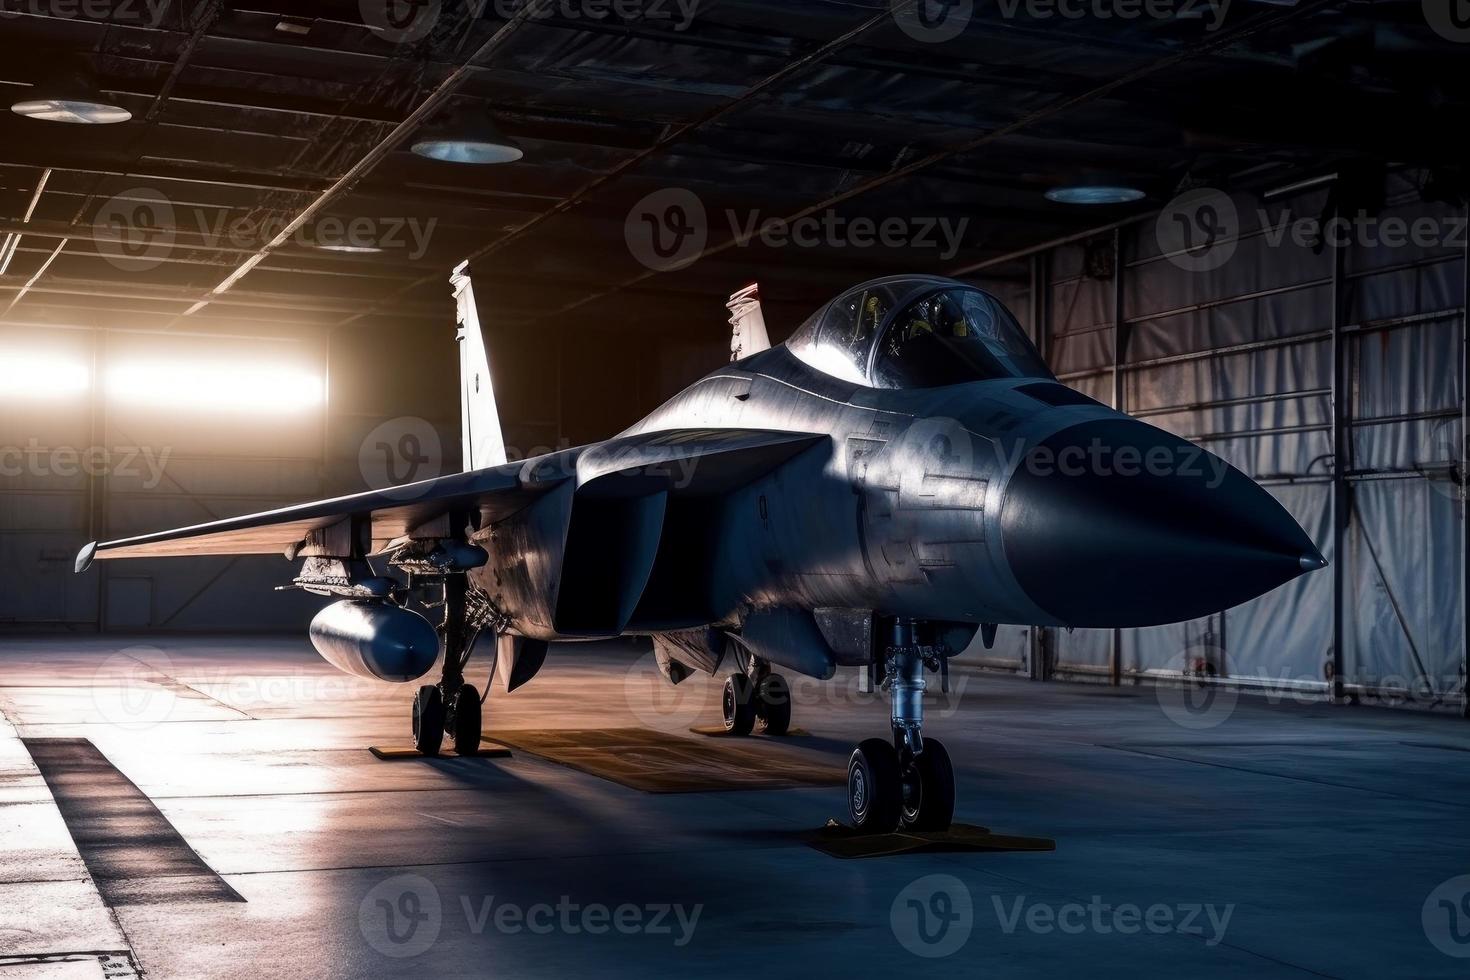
[22,737,247,907]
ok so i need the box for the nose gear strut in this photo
[846,617,957,833]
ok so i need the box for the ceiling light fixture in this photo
[11,61,131,125]
[412,111,523,164]
[1045,185,1147,205]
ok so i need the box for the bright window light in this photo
[106,359,324,414]
[0,351,90,400]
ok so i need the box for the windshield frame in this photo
[866,284,1053,389]
[785,276,1053,389]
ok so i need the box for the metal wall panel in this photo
[977,171,1467,709]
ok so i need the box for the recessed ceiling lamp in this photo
[1045,185,1147,205]
[11,61,132,125]
[411,111,523,164]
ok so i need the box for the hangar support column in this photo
[1462,206,1469,719]
[1330,199,1349,704]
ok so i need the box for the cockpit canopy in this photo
[786,275,1053,388]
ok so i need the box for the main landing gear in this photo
[412,576,496,757]
[847,618,956,833]
[721,638,792,736]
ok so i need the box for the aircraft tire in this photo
[451,684,482,756]
[722,674,756,735]
[754,674,791,735]
[847,738,901,833]
[413,685,445,756]
[900,737,955,832]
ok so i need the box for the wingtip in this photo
[75,542,98,574]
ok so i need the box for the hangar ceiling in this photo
[0,0,1465,345]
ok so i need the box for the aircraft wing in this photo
[75,428,827,572]
[74,459,559,571]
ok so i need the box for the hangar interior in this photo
[2,2,1470,978]
[2,1,1464,712]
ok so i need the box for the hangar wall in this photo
[970,171,1467,709]
[0,328,459,633]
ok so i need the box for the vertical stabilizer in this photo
[727,283,770,362]
[451,261,508,471]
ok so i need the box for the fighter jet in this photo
[75,266,1326,833]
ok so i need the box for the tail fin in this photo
[451,261,508,471]
[727,283,770,362]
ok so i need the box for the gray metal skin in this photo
[472,274,1323,658]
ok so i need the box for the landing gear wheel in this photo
[754,673,791,736]
[451,684,482,756]
[722,673,756,735]
[412,685,444,757]
[900,737,955,831]
[847,738,902,833]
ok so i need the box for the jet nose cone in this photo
[1000,419,1324,628]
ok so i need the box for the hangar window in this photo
[871,288,1051,389]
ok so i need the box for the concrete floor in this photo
[1,635,1468,979]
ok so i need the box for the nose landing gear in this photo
[846,618,956,833]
